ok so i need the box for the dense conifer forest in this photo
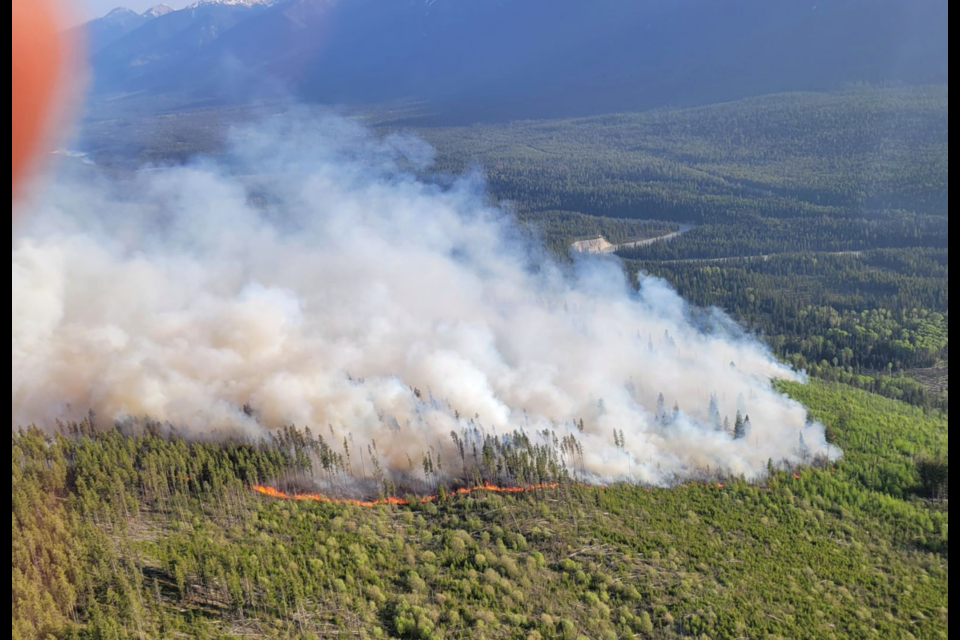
[15,85,948,638]
[421,87,949,412]
[11,381,949,639]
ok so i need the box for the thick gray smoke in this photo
[12,114,839,484]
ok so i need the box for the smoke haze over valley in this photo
[12,113,838,486]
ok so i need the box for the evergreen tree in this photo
[734,411,746,440]
[798,431,810,461]
[708,394,722,430]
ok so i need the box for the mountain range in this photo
[78,0,949,120]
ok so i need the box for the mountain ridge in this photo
[83,0,949,121]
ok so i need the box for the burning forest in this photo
[13,113,839,491]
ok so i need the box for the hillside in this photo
[421,86,949,221]
[71,7,157,54]
[12,381,947,639]
[78,86,949,220]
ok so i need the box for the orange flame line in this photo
[251,481,562,507]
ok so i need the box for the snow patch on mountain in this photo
[142,5,175,18]
[187,0,276,9]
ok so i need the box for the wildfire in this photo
[251,481,562,507]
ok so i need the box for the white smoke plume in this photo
[12,113,839,484]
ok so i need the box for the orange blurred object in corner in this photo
[12,0,72,202]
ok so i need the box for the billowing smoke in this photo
[12,113,838,484]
